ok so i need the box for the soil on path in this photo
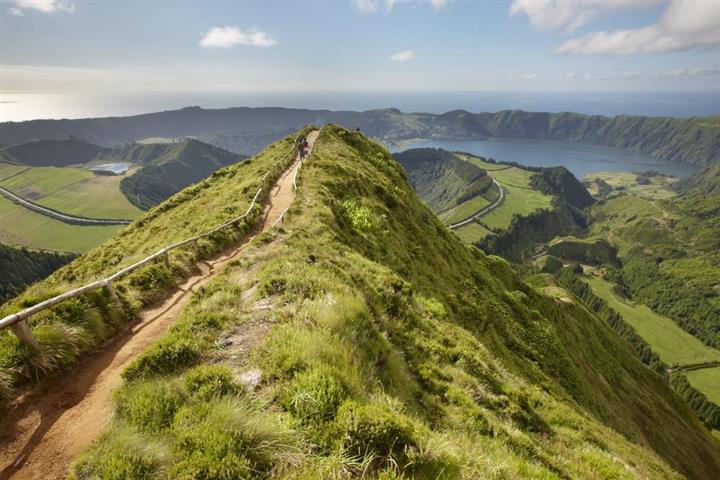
[0,131,319,480]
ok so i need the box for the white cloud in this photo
[509,0,659,34]
[10,0,75,14]
[431,0,448,10]
[355,0,395,14]
[199,27,277,49]
[390,50,415,61]
[510,72,538,80]
[557,0,720,54]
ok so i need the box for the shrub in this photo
[70,425,169,480]
[183,364,243,400]
[334,401,416,459]
[114,379,187,433]
[282,364,348,425]
[171,399,294,479]
[122,333,202,381]
[341,200,376,231]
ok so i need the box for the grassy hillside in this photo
[394,148,490,213]
[0,244,75,304]
[2,106,717,164]
[29,126,715,479]
[117,139,246,209]
[0,138,110,166]
[0,130,306,399]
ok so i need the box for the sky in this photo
[1,0,719,120]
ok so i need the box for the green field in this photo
[0,195,124,252]
[440,194,490,223]
[452,221,491,242]
[686,367,720,404]
[0,163,141,219]
[584,274,720,367]
[583,171,678,200]
[460,155,552,230]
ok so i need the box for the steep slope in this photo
[46,126,718,479]
[2,107,717,164]
[394,148,492,212]
[114,139,246,209]
[0,139,110,167]
[0,244,75,303]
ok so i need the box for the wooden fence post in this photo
[163,252,171,269]
[192,239,199,257]
[11,320,40,353]
[106,282,120,304]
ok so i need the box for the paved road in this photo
[0,186,132,226]
[448,177,504,229]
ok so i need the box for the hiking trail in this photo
[0,130,319,480]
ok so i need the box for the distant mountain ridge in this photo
[0,139,111,166]
[2,106,718,165]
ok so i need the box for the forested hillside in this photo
[2,107,717,165]
[0,244,75,303]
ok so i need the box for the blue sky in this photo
[1,0,719,98]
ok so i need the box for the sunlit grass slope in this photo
[0,130,308,401]
[71,126,718,479]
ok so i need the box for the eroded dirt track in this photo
[0,131,318,480]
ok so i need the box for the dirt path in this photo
[0,131,318,480]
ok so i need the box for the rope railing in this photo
[0,130,310,349]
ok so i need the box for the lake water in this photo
[392,137,701,180]
[88,162,130,174]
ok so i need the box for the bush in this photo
[70,425,168,480]
[282,364,348,425]
[122,333,202,381]
[334,401,416,459]
[171,399,293,479]
[183,364,243,400]
[114,379,187,433]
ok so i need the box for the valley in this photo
[2,126,718,479]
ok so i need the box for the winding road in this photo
[0,186,132,226]
[448,177,504,229]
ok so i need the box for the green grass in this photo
[0,130,308,401]
[68,126,720,479]
[452,221,491,243]
[584,274,720,367]
[459,155,553,230]
[0,163,141,219]
[583,171,678,200]
[440,194,490,224]
[0,195,124,252]
[685,367,720,405]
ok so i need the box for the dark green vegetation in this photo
[0,131,305,400]
[2,106,717,164]
[393,148,492,213]
[555,267,665,373]
[0,138,110,167]
[0,244,75,303]
[116,139,245,209]
[55,127,720,478]
[670,372,720,431]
